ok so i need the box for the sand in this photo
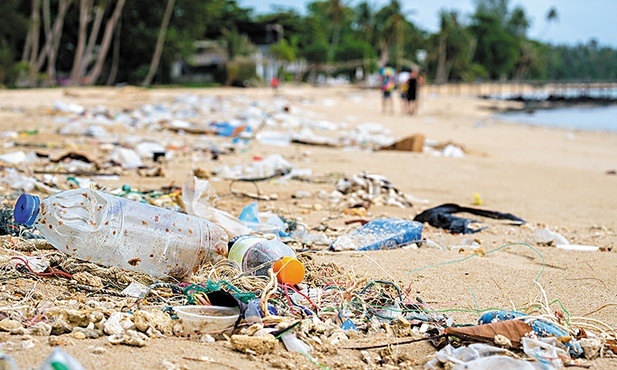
[0,85,616,369]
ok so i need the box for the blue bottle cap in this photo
[14,193,41,226]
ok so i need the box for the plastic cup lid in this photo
[14,193,40,226]
[272,256,305,285]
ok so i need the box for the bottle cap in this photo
[272,256,305,285]
[14,193,41,226]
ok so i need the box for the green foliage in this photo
[269,39,296,63]
[460,63,489,82]
[545,41,617,80]
[0,0,616,86]
[302,41,329,64]
[95,0,212,84]
[222,26,255,60]
[225,57,257,86]
[0,0,28,86]
[335,37,373,62]
[470,12,521,79]
[507,6,530,37]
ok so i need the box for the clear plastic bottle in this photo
[14,189,228,278]
[330,218,423,251]
[228,235,304,285]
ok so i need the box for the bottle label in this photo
[228,235,263,265]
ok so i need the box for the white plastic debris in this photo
[255,131,292,146]
[555,244,599,252]
[53,101,85,115]
[0,168,37,192]
[424,343,547,370]
[84,125,108,138]
[121,282,150,298]
[136,142,167,159]
[0,150,38,165]
[522,337,565,369]
[110,148,143,169]
[442,144,465,158]
[216,154,293,180]
[281,332,312,354]
[182,177,250,238]
[534,228,569,245]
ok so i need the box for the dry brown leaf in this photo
[446,320,532,345]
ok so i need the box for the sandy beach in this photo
[0,85,616,369]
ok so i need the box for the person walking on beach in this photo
[380,64,396,114]
[405,69,424,115]
[270,76,279,94]
[397,68,411,114]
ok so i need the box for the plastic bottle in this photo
[329,218,423,251]
[14,188,228,278]
[228,235,304,285]
[39,347,84,370]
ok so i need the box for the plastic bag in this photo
[182,177,250,238]
[238,202,288,236]
[425,343,545,370]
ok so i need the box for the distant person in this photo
[405,69,425,115]
[380,64,396,114]
[270,76,279,94]
[397,68,411,114]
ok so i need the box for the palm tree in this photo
[507,5,530,37]
[83,0,125,85]
[325,0,347,63]
[537,6,558,39]
[376,0,412,71]
[142,0,176,87]
[435,10,471,83]
[355,1,375,77]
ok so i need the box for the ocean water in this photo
[495,105,617,132]
[491,87,617,101]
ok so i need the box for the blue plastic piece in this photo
[245,298,278,321]
[14,193,40,226]
[238,202,260,224]
[341,318,357,331]
[330,218,423,251]
[211,122,235,137]
[479,310,583,358]
[238,203,288,237]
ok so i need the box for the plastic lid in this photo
[272,256,305,285]
[14,193,41,226]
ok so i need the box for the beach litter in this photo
[0,92,613,369]
[333,171,428,209]
[414,203,526,233]
[330,218,423,251]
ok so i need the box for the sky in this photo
[238,0,617,48]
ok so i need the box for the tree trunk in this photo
[39,0,51,67]
[47,0,73,84]
[436,34,447,83]
[84,0,126,85]
[29,0,52,83]
[79,1,105,77]
[29,0,41,68]
[105,18,121,86]
[70,0,92,84]
[379,39,389,67]
[327,22,341,64]
[21,0,40,63]
[395,21,404,72]
[31,0,72,85]
[142,0,176,87]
